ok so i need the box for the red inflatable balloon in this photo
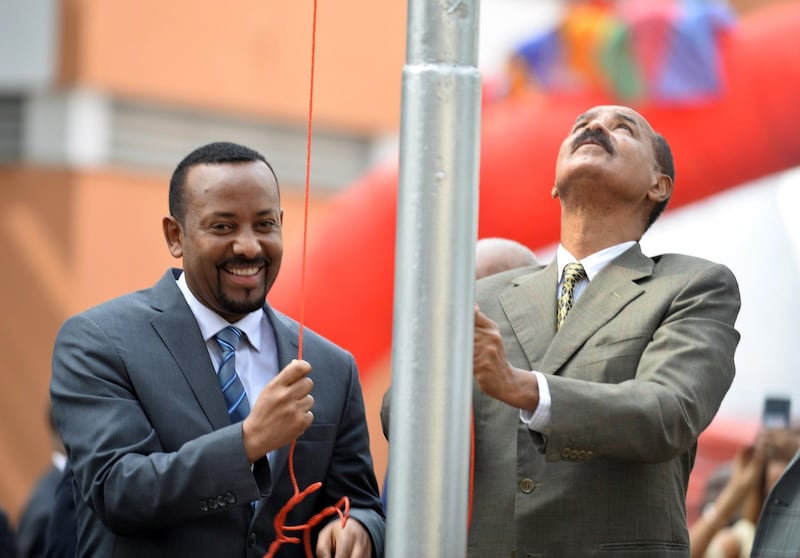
[270,3,800,380]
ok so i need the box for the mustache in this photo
[571,128,614,155]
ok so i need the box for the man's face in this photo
[165,160,283,322]
[552,105,665,210]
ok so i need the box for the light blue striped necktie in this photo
[214,326,251,423]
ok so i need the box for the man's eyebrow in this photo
[573,111,595,125]
[615,111,640,128]
[209,208,279,218]
[573,110,641,127]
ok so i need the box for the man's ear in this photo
[162,216,184,259]
[649,174,673,204]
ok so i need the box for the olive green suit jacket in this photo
[468,244,740,557]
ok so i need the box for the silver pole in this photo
[386,0,481,556]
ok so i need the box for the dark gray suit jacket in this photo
[467,244,740,557]
[751,450,800,558]
[50,269,384,557]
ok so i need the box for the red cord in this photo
[296,0,316,362]
[263,2,350,556]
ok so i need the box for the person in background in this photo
[50,141,384,557]
[15,407,67,558]
[690,438,764,558]
[41,461,76,558]
[689,427,800,558]
[0,508,15,558]
[474,237,539,280]
[464,105,739,556]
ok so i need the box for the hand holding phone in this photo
[762,396,791,430]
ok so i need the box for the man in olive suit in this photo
[469,106,739,556]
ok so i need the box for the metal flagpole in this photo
[386,0,481,556]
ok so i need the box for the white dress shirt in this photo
[520,241,636,432]
[176,272,280,404]
[176,272,280,468]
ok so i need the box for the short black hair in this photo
[647,132,674,228]
[168,141,278,223]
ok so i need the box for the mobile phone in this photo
[762,396,791,429]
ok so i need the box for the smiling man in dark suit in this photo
[469,105,741,557]
[50,142,384,557]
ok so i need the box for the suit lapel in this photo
[499,262,558,370]
[260,306,301,485]
[148,270,232,431]
[503,245,654,375]
[266,305,301,368]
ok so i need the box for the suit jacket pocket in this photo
[283,423,337,497]
[570,336,649,383]
[297,422,337,442]
[598,540,689,556]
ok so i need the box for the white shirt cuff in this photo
[520,371,552,432]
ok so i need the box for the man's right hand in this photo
[473,305,540,412]
[242,359,314,462]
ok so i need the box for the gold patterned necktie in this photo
[557,262,587,330]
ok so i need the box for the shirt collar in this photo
[176,271,264,352]
[53,451,67,472]
[556,241,636,281]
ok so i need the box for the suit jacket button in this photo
[561,448,571,459]
[199,500,208,512]
[586,451,593,459]
[248,532,257,548]
[577,450,586,459]
[226,492,236,504]
[216,495,228,507]
[519,478,536,493]
[208,499,218,510]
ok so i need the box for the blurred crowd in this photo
[690,426,800,558]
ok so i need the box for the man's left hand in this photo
[316,518,372,558]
